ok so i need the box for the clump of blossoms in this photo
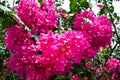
[4,25,32,52]
[70,74,80,80]
[74,10,112,59]
[4,0,113,80]
[101,58,120,80]
[15,0,58,34]
[105,58,120,73]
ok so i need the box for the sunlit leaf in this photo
[0,5,11,12]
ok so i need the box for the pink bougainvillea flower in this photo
[16,0,58,34]
[97,3,104,9]
[63,30,90,63]
[73,10,112,59]
[70,74,80,80]
[85,62,91,70]
[4,25,31,51]
[105,58,120,73]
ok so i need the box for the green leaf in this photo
[114,13,117,18]
[113,53,120,59]
[69,0,82,14]
[109,18,114,23]
[113,13,120,20]
[98,0,102,3]
[38,0,42,4]
[80,0,89,9]
[109,6,114,13]
[15,0,20,4]
[70,0,77,12]
[99,7,106,15]
[2,18,15,28]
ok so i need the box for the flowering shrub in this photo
[1,0,120,80]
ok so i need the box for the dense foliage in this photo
[0,0,120,80]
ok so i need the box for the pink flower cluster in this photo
[105,58,120,73]
[4,25,32,51]
[15,0,58,34]
[37,30,90,64]
[4,1,113,79]
[74,10,112,59]
[104,58,120,80]
[5,26,89,79]
[70,74,80,80]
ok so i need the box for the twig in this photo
[103,0,120,64]
[103,0,119,39]
[13,0,15,10]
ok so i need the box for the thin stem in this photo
[103,0,119,39]
[104,42,119,65]
[13,0,15,10]
[111,42,119,53]
[109,40,119,54]
[103,0,120,64]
